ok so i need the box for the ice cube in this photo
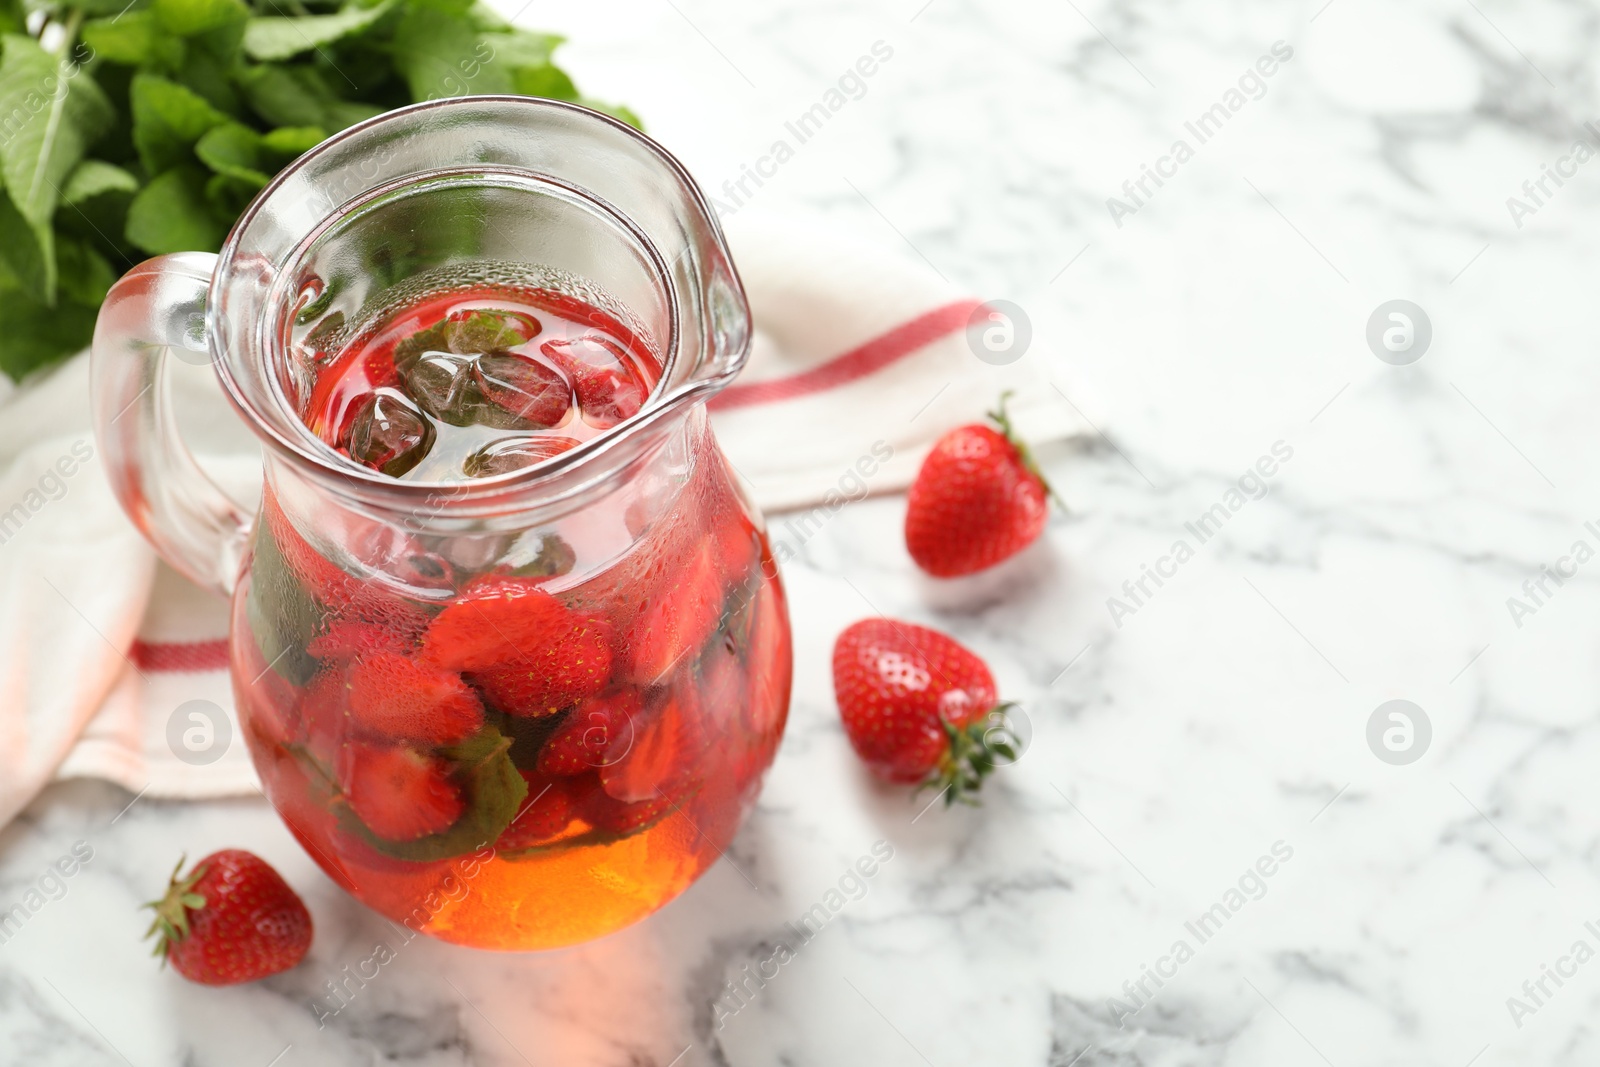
[473,352,573,430]
[540,335,646,429]
[401,349,479,426]
[462,436,581,478]
[347,389,435,477]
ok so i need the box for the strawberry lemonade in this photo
[231,284,791,949]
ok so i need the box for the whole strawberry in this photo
[144,850,312,986]
[905,393,1056,577]
[422,577,614,716]
[832,618,1020,803]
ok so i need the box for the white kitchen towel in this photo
[0,209,1090,825]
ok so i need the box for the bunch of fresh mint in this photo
[0,0,636,381]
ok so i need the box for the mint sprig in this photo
[0,0,638,382]
[335,723,528,862]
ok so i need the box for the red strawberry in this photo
[341,743,464,841]
[421,577,562,671]
[346,652,484,745]
[271,768,360,895]
[237,632,302,751]
[621,549,725,684]
[904,393,1057,578]
[294,665,352,758]
[144,850,312,986]
[695,634,746,747]
[581,783,673,835]
[307,618,418,661]
[559,451,749,688]
[536,692,640,777]
[832,618,1020,803]
[741,573,792,743]
[496,773,578,848]
[422,578,614,715]
[598,689,701,803]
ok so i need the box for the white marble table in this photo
[6,0,1600,1063]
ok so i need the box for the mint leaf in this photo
[0,280,97,379]
[203,169,260,219]
[236,63,382,131]
[125,166,227,253]
[394,308,534,371]
[195,121,270,185]
[483,27,561,70]
[195,121,328,187]
[390,5,508,100]
[0,190,54,302]
[243,0,396,62]
[173,31,247,112]
[464,3,514,32]
[0,0,636,382]
[506,532,576,579]
[244,514,324,686]
[56,235,116,306]
[152,0,248,37]
[74,0,159,13]
[56,169,139,267]
[509,62,576,101]
[261,124,324,157]
[0,34,114,302]
[82,12,186,66]
[130,72,229,174]
[583,100,643,129]
[62,159,139,204]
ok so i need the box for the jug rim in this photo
[210,95,748,511]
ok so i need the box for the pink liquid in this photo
[234,286,791,949]
[304,288,662,482]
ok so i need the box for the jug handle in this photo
[91,253,253,598]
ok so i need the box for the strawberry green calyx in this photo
[924,702,1024,806]
[987,392,1066,511]
[143,856,208,963]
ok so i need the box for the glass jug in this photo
[90,97,792,950]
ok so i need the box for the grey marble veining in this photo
[6,0,1600,1063]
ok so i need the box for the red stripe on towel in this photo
[709,299,982,411]
[131,638,231,673]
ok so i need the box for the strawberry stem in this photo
[920,703,1024,807]
[986,392,1066,511]
[143,855,209,964]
